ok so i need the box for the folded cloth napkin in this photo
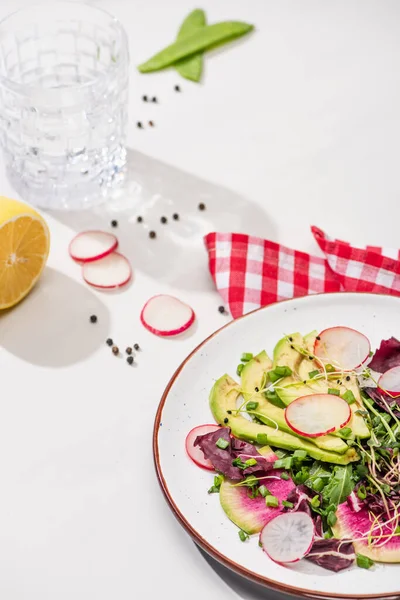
[204,226,400,319]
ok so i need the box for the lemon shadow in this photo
[49,149,275,293]
[0,267,110,367]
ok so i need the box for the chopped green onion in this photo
[324,528,333,539]
[357,485,367,500]
[293,450,307,459]
[280,472,290,481]
[267,370,281,383]
[238,530,249,542]
[342,390,356,405]
[327,511,337,527]
[264,390,286,408]
[256,433,269,445]
[274,457,292,470]
[355,409,368,417]
[236,363,244,376]
[282,500,294,508]
[328,388,340,396]
[216,438,229,450]
[308,369,320,379]
[241,352,253,362]
[258,540,263,548]
[311,495,320,508]
[274,365,292,377]
[337,426,352,439]
[356,554,374,569]
[325,364,335,373]
[313,477,325,492]
[265,495,279,508]
[244,458,257,467]
[259,485,270,497]
[246,401,259,411]
[208,485,220,494]
[232,457,246,468]
[395,526,400,535]
[214,475,223,487]
[275,450,287,458]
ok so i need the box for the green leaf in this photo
[175,9,206,82]
[138,21,254,73]
[322,466,354,506]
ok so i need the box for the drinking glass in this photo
[0,2,129,210]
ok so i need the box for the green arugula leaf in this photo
[322,466,354,506]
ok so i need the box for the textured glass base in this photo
[6,145,127,210]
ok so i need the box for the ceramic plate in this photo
[153,293,400,598]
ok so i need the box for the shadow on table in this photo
[0,267,110,367]
[197,547,295,600]
[49,149,275,292]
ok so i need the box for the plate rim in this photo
[153,292,400,599]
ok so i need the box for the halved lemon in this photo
[0,196,50,310]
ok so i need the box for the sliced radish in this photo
[285,393,351,437]
[82,252,131,289]
[378,366,400,398]
[69,230,118,263]
[314,326,370,371]
[141,294,195,337]
[260,511,315,564]
[185,424,220,470]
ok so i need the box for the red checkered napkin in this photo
[204,226,400,319]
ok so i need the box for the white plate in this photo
[154,293,400,598]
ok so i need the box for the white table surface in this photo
[0,1,399,598]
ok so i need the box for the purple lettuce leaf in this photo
[363,387,400,418]
[306,538,355,572]
[194,428,242,480]
[194,429,273,480]
[369,337,400,373]
[286,485,313,516]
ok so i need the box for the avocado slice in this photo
[241,352,349,454]
[209,375,359,465]
[272,333,304,384]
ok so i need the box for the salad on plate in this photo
[185,327,400,572]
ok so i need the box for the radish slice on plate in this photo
[69,230,118,263]
[185,424,220,470]
[285,393,351,437]
[314,326,370,371]
[82,252,132,289]
[260,511,315,564]
[378,366,400,398]
[141,294,195,337]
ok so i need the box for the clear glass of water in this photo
[0,2,129,210]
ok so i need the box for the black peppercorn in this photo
[151,96,157,103]
[316,336,321,341]
[142,95,148,102]
[227,410,232,415]
[346,375,351,381]
[106,338,113,346]
[148,120,154,127]
[289,337,293,342]
[198,202,206,211]
[137,216,143,223]
[136,121,143,128]
[160,216,167,224]
[127,356,134,365]
[309,356,314,361]
[172,213,179,220]
[112,346,119,355]
[111,220,118,227]
[255,387,259,392]
[126,347,133,355]
[149,231,156,239]
[134,343,140,351]
[90,315,97,323]
[174,85,181,92]
[223,417,229,424]
[218,306,225,314]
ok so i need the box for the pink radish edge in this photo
[260,511,315,564]
[284,394,351,438]
[69,230,118,263]
[140,294,195,337]
[314,326,371,371]
[378,366,400,398]
[82,252,132,289]
[185,424,220,470]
